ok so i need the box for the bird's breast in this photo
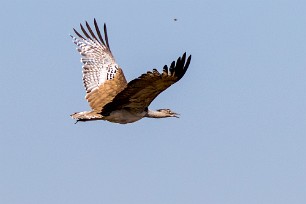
[104,109,146,124]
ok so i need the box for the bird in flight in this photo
[70,19,191,124]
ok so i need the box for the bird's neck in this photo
[145,109,167,118]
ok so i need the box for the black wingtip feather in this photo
[104,23,111,50]
[179,54,192,80]
[80,23,93,41]
[185,55,192,71]
[173,53,192,80]
[163,65,168,73]
[94,19,106,45]
[85,21,99,43]
[181,52,186,63]
[73,28,84,39]
[169,60,176,75]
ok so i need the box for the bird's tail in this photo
[70,111,103,123]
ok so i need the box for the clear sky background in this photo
[1,0,306,203]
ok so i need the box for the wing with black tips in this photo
[71,19,127,111]
[101,53,191,114]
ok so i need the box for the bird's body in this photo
[70,19,191,124]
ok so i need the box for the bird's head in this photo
[156,109,180,118]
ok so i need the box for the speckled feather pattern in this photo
[71,35,118,93]
[71,20,127,111]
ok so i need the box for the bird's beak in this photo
[171,112,180,118]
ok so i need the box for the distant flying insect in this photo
[174,18,178,21]
[70,19,192,124]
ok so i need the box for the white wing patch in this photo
[71,35,119,93]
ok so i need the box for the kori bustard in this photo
[70,19,191,124]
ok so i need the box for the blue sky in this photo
[1,0,306,203]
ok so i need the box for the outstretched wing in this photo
[71,19,127,111]
[101,53,191,115]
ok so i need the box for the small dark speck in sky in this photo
[174,18,178,21]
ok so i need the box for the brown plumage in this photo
[101,54,191,115]
[70,19,191,124]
